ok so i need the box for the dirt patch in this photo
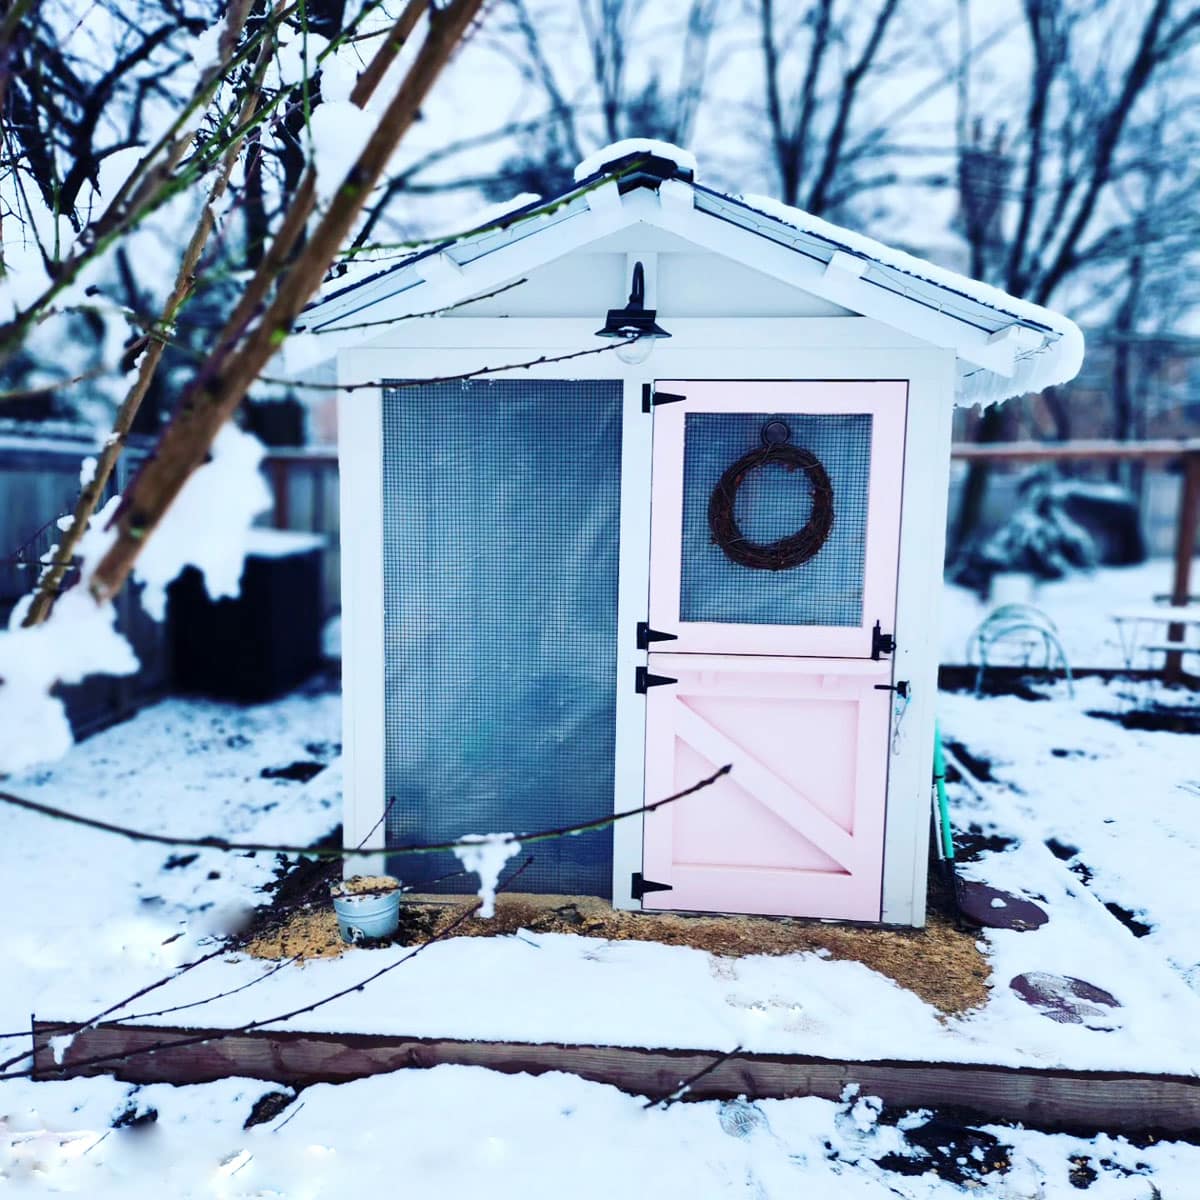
[246,892,990,1015]
[332,874,400,897]
[261,761,326,783]
[1087,706,1200,734]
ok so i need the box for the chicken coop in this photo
[299,141,1082,926]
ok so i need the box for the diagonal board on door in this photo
[670,700,861,875]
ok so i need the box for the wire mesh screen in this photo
[381,379,622,897]
[680,411,873,626]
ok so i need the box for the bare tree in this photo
[950,0,1200,551]
[754,0,902,214]
[464,0,721,197]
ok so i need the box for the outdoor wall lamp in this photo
[595,260,671,364]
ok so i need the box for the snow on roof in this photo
[732,192,1085,408]
[573,138,698,183]
[301,141,1084,407]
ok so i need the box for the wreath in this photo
[707,429,834,571]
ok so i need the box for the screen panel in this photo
[679,411,872,627]
[381,379,622,897]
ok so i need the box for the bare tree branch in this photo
[0,763,731,860]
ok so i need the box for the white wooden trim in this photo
[306,195,1050,378]
[633,204,1025,376]
[880,349,956,925]
[337,361,387,877]
[611,375,653,909]
[352,315,927,353]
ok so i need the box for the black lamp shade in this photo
[595,261,671,342]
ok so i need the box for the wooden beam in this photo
[951,438,1200,464]
[1166,451,1200,682]
[32,1021,1200,1136]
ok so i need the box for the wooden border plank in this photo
[32,1022,1200,1135]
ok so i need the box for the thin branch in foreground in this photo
[0,941,234,1071]
[261,338,639,393]
[306,277,528,334]
[20,856,537,1084]
[0,764,732,861]
[643,1043,745,1110]
[0,792,403,1056]
[89,0,490,607]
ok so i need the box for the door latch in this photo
[874,680,909,698]
[871,620,896,660]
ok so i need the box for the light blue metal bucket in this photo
[332,885,401,943]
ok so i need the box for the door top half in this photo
[648,380,908,659]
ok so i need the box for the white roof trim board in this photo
[299,143,1084,408]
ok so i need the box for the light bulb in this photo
[615,335,655,365]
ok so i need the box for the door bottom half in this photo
[642,653,892,920]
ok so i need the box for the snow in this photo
[2,1065,1196,1196]
[319,53,358,104]
[450,834,522,918]
[573,138,699,182]
[243,528,326,558]
[2,574,1199,1191]
[941,557,1199,669]
[132,423,273,621]
[737,191,1085,409]
[308,101,376,204]
[0,496,138,773]
[6,671,1196,1079]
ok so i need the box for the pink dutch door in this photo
[641,381,907,920]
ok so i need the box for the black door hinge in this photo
[641,384,686,413]
[636,621,679,650]
[871,620,896,660]
[631,872,673,901]
[636,666,678,694]
[874,680,909,698]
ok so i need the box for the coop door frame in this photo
[648,380,907,659]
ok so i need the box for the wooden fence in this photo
[262,447,340,617]
[0,433,170,736]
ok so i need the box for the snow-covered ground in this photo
[941,557,1199,670]
[2,575,1199,1195]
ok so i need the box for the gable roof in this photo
[297,143,1084,407]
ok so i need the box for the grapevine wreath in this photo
[706,421,834,571]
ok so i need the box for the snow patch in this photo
[270,29,329,90]
[0,495,138,773]
[79,456,97,488]
[48,1032,77,1065]
[574,138,698,183]
[451,834,521,918]
[132,423,272,620]
[319,52,359,103]
[309,101,375,204]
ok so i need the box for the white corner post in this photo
[610,372,654,910]
[881,349,957,926]
[338,358,388,877]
